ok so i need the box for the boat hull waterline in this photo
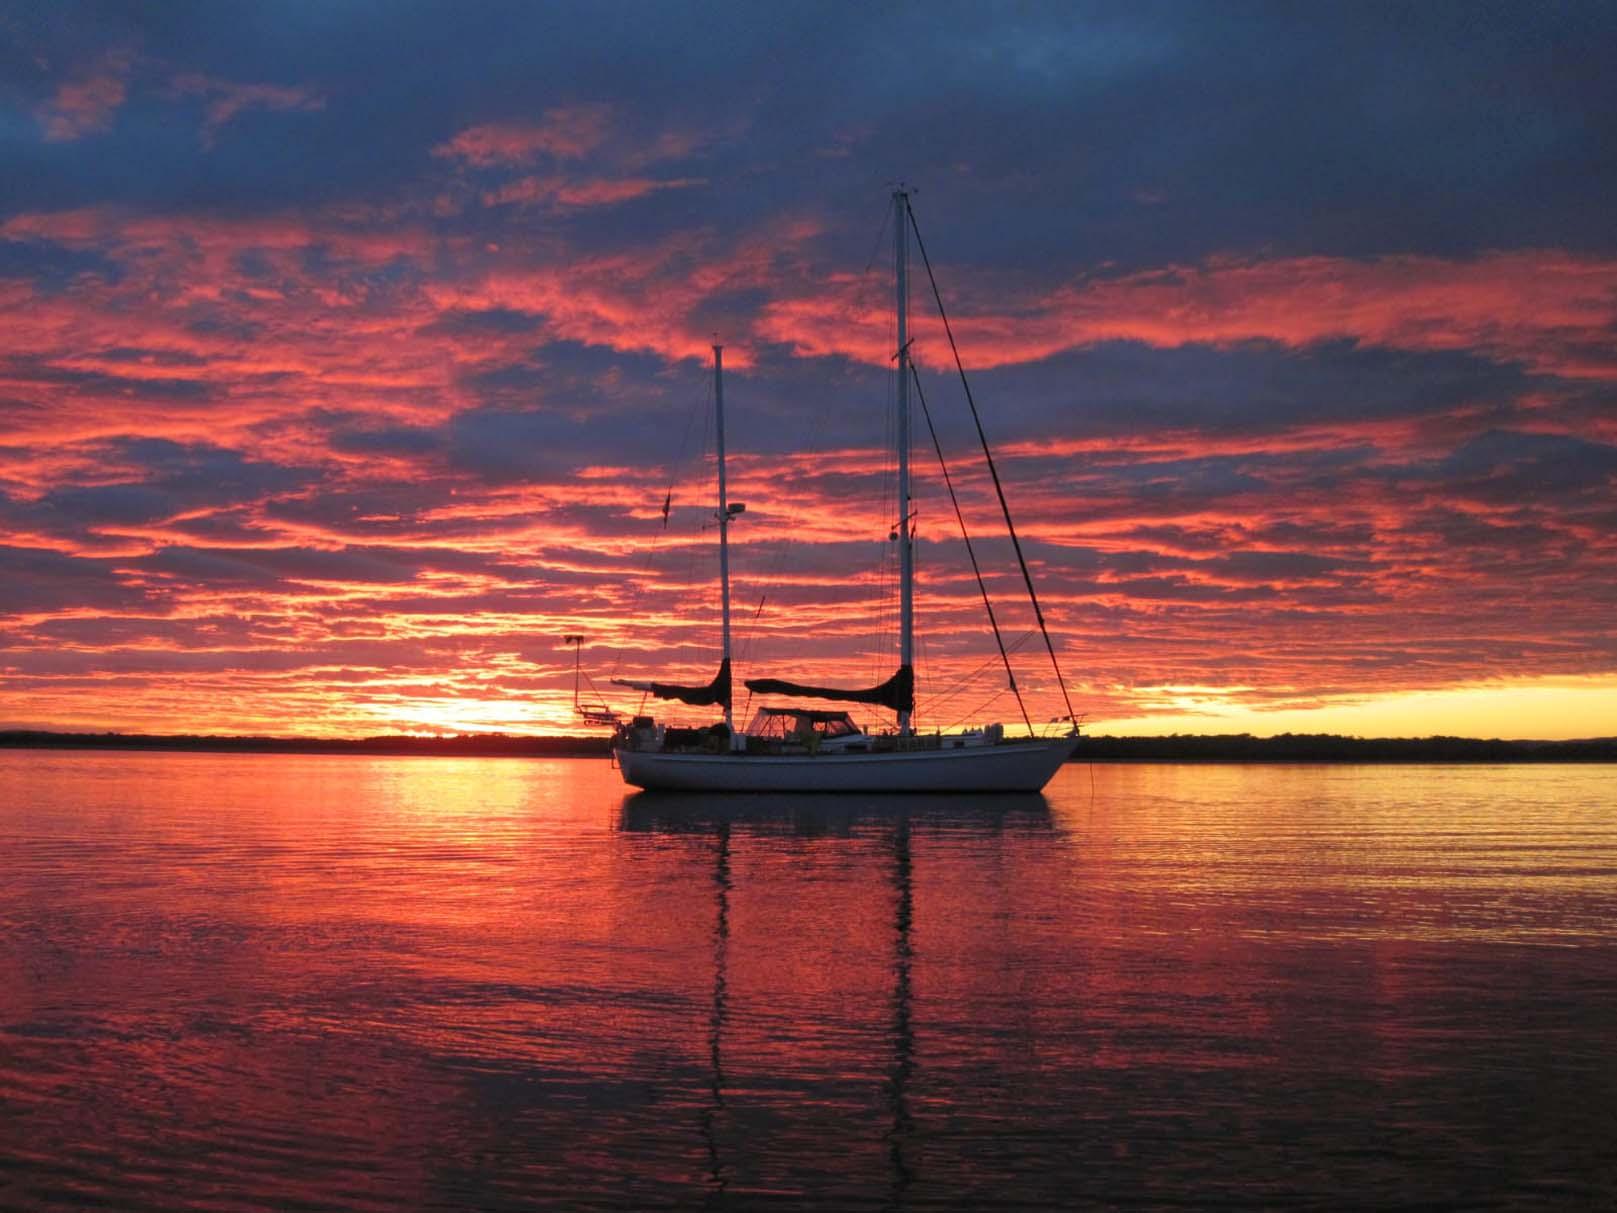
[615,737,1078,793]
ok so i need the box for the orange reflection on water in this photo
[2,753,1614,1208]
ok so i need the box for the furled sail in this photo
[743,664,913,713]
[614,659,731,709]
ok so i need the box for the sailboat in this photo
[609,190,1078,793]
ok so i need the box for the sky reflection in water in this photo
[3,754,1615,1209]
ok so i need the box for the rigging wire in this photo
[729,223,896,684]
[863,198,893,276]
[942,688,1009,733]
[928,629,1034,700]
[905,199,1079,728]
[920,630,1035,725]
[571,359,710,723]
[662,371,708,529]
[580,667,616,715]
[730,375,844,669]
[911,363,1034,735]
[670,381,715,673]
[609,357,715,682]
[734,593,768,666]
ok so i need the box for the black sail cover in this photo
[744,664,913,713]
[616,659,731,709]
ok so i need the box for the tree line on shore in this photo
[3,729,1613,762]
[1072,733,1615,762]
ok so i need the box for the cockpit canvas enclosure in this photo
[744,707,861,740]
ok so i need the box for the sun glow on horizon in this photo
[9,672,1613,744]
[1092,676,1617,742]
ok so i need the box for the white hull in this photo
[615,737,1077,793]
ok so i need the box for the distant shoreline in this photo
[0,730,611,758]
[3,729,1613,762]
[1073,734,1617,762]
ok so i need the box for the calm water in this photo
[2,754,1614,1210]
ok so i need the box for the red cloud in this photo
[4,195,1614,737]
[433,106,613,166]
[19,198,1611,393]
[760,250,1617,379]
[481,174,702,210]
[168,74,325,146]
[35,50,135,142]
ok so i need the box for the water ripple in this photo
[2,753,1614,1209]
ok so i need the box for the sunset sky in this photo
[3,3,1615,739]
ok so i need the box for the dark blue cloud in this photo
[422,307,545,336]
[19,439,319,535]
[1429,429,1617,503]
[327,423,440,457]
[37,482,173,525]
[0,357,217,403]
[0,238,122,288]
[0,542,163,614]
[4,2,1614,268]
[442,407,631,482]
[916,340,1539,448]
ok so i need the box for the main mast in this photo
[894,189,914,735]
[714,344,734,732]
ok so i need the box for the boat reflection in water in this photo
[618,790,1050,1207]
[619,789,1052,835]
